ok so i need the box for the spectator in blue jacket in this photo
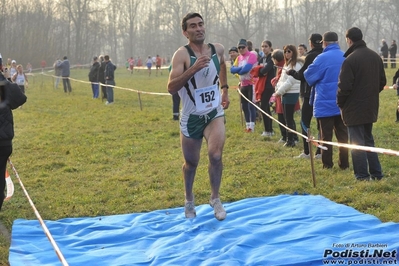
[304,31,349,170]
[57,56,72,94]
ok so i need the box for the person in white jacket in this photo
[273,44,303,147]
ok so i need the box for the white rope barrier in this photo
[36,69,399,156]
[31,68,399,156]
[236,88,399,156]
[7,159,69,266]
[39,71,171,96]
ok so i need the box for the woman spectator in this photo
[273,44,303,147]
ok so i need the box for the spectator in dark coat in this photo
[257,40,275,136]
[88,56,100,99]
[104,55,117,105]
[288,33,323,159]
[98,55,107,101]
[380,39,389,68]
[0,73,27,210]
[389,40,397,68]
[337,27,386,181]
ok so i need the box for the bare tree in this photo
[154,0,191,51]
[2,0,399,68]
[119,0,141,58]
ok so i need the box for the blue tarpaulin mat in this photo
[9,195,399,265]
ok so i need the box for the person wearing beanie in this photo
[304,31,349,169]
[287,33,323,159]
[231,38,258,132]
[337,27,386,181]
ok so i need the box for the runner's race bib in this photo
[195,84,220,112]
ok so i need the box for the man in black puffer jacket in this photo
[0,72,27,210]
[287,33,324,159]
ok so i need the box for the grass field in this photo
[0,65,398,264]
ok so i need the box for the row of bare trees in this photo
[0,0,398,68]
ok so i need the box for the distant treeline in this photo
[0,0,397,67]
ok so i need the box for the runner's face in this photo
[184,17,205,43]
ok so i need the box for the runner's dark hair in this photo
[182,13,203,31]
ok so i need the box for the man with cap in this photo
[337,27,386,181]
[304,31,349,170]
[88,56,100,98]
[231,38,258,132]
[287,33,323,159]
